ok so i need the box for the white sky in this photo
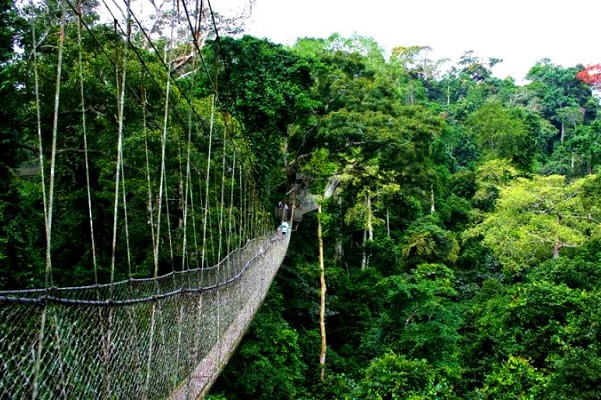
[214,0,601,83]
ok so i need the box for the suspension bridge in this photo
[0,0,309,398]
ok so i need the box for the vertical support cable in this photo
[144,303,158,396]
[30,0,48,273]
[102,308,113,398]
[163,167,175,266]
[33,4,66,397]
[197,171,205,269]
[238,164,243,248]
[217,125,227,266]
[106,2,131,397]
[30,7,46,397]
[227,152,236,255]
[33,308,47,400]
[181,72,198,270]
[174,302,185,392]
[201,95,215,269]
[215,126,227,365]
[142,86,158,273]
[188,159,200,269]
[110,0,131,283]
[45,0,67,287]
[76,0,98,282]
[154,16,176,277]
[181,121,191,271]
[121,161,132,276]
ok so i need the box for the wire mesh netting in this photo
[0,234,290,399]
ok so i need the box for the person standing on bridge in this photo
[279,221,289,236]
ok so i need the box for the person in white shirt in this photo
[279,221,289,235]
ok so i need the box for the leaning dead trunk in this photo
[318,204,327,381]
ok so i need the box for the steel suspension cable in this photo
[114,0,212,131]
[153,29,176,278]
[163,162,175,266]
[239,164,243,248]
[141,85,159,273]
[201,94,215,268]
[228,151,236,254]
[181,59,200,271]
[29,0,49,286]
[121,159,133,276]
[217,125,227,262]
[33,4,67,397]
[177,134,186,269]
[109,0,132,283]
[181,0,205,272]
[45,1,67,288]
[75,0,99,283]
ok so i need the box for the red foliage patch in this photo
[576,64,601,87]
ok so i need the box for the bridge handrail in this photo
[0,234,278,306]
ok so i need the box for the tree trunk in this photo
[318,205,327,382]
[430,184,435,214]
[178,178,184,228]
[561,121,565,143]
[361,228,367,270]
[553,240,561,258]
[386,208,390,239]
[367,193,373,241]
[361,192,372,270]
[335,197,343,260]
[571,153,575,171]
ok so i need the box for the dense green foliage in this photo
[205,35,601,399]
[3,1,601,397]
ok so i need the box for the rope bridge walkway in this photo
[0,0,296,398]
[1,234,290,399]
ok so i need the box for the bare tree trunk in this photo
[334,239,343,260]
[553,214,562,258]
[367,193,373,241]
[334,197,343,260]
[318,205,327,382]
[386,208,390,239]
[430,184,435,214]
[361,227,367,270]
[553,240,561,258]
[361,193,372,270]
[561,121,565,143]
[570,153,574,171]
[178,178,184,228]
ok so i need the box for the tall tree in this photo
[526,60,593,143]
[467,102,528,161]
[466,174,601,272]
[202,35,318,195]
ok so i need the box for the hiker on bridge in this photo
[279,221,289,236]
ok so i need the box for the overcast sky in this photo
[215,0,601,83]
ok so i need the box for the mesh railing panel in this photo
[0,234,290,399]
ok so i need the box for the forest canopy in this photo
[2,0,601,397]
